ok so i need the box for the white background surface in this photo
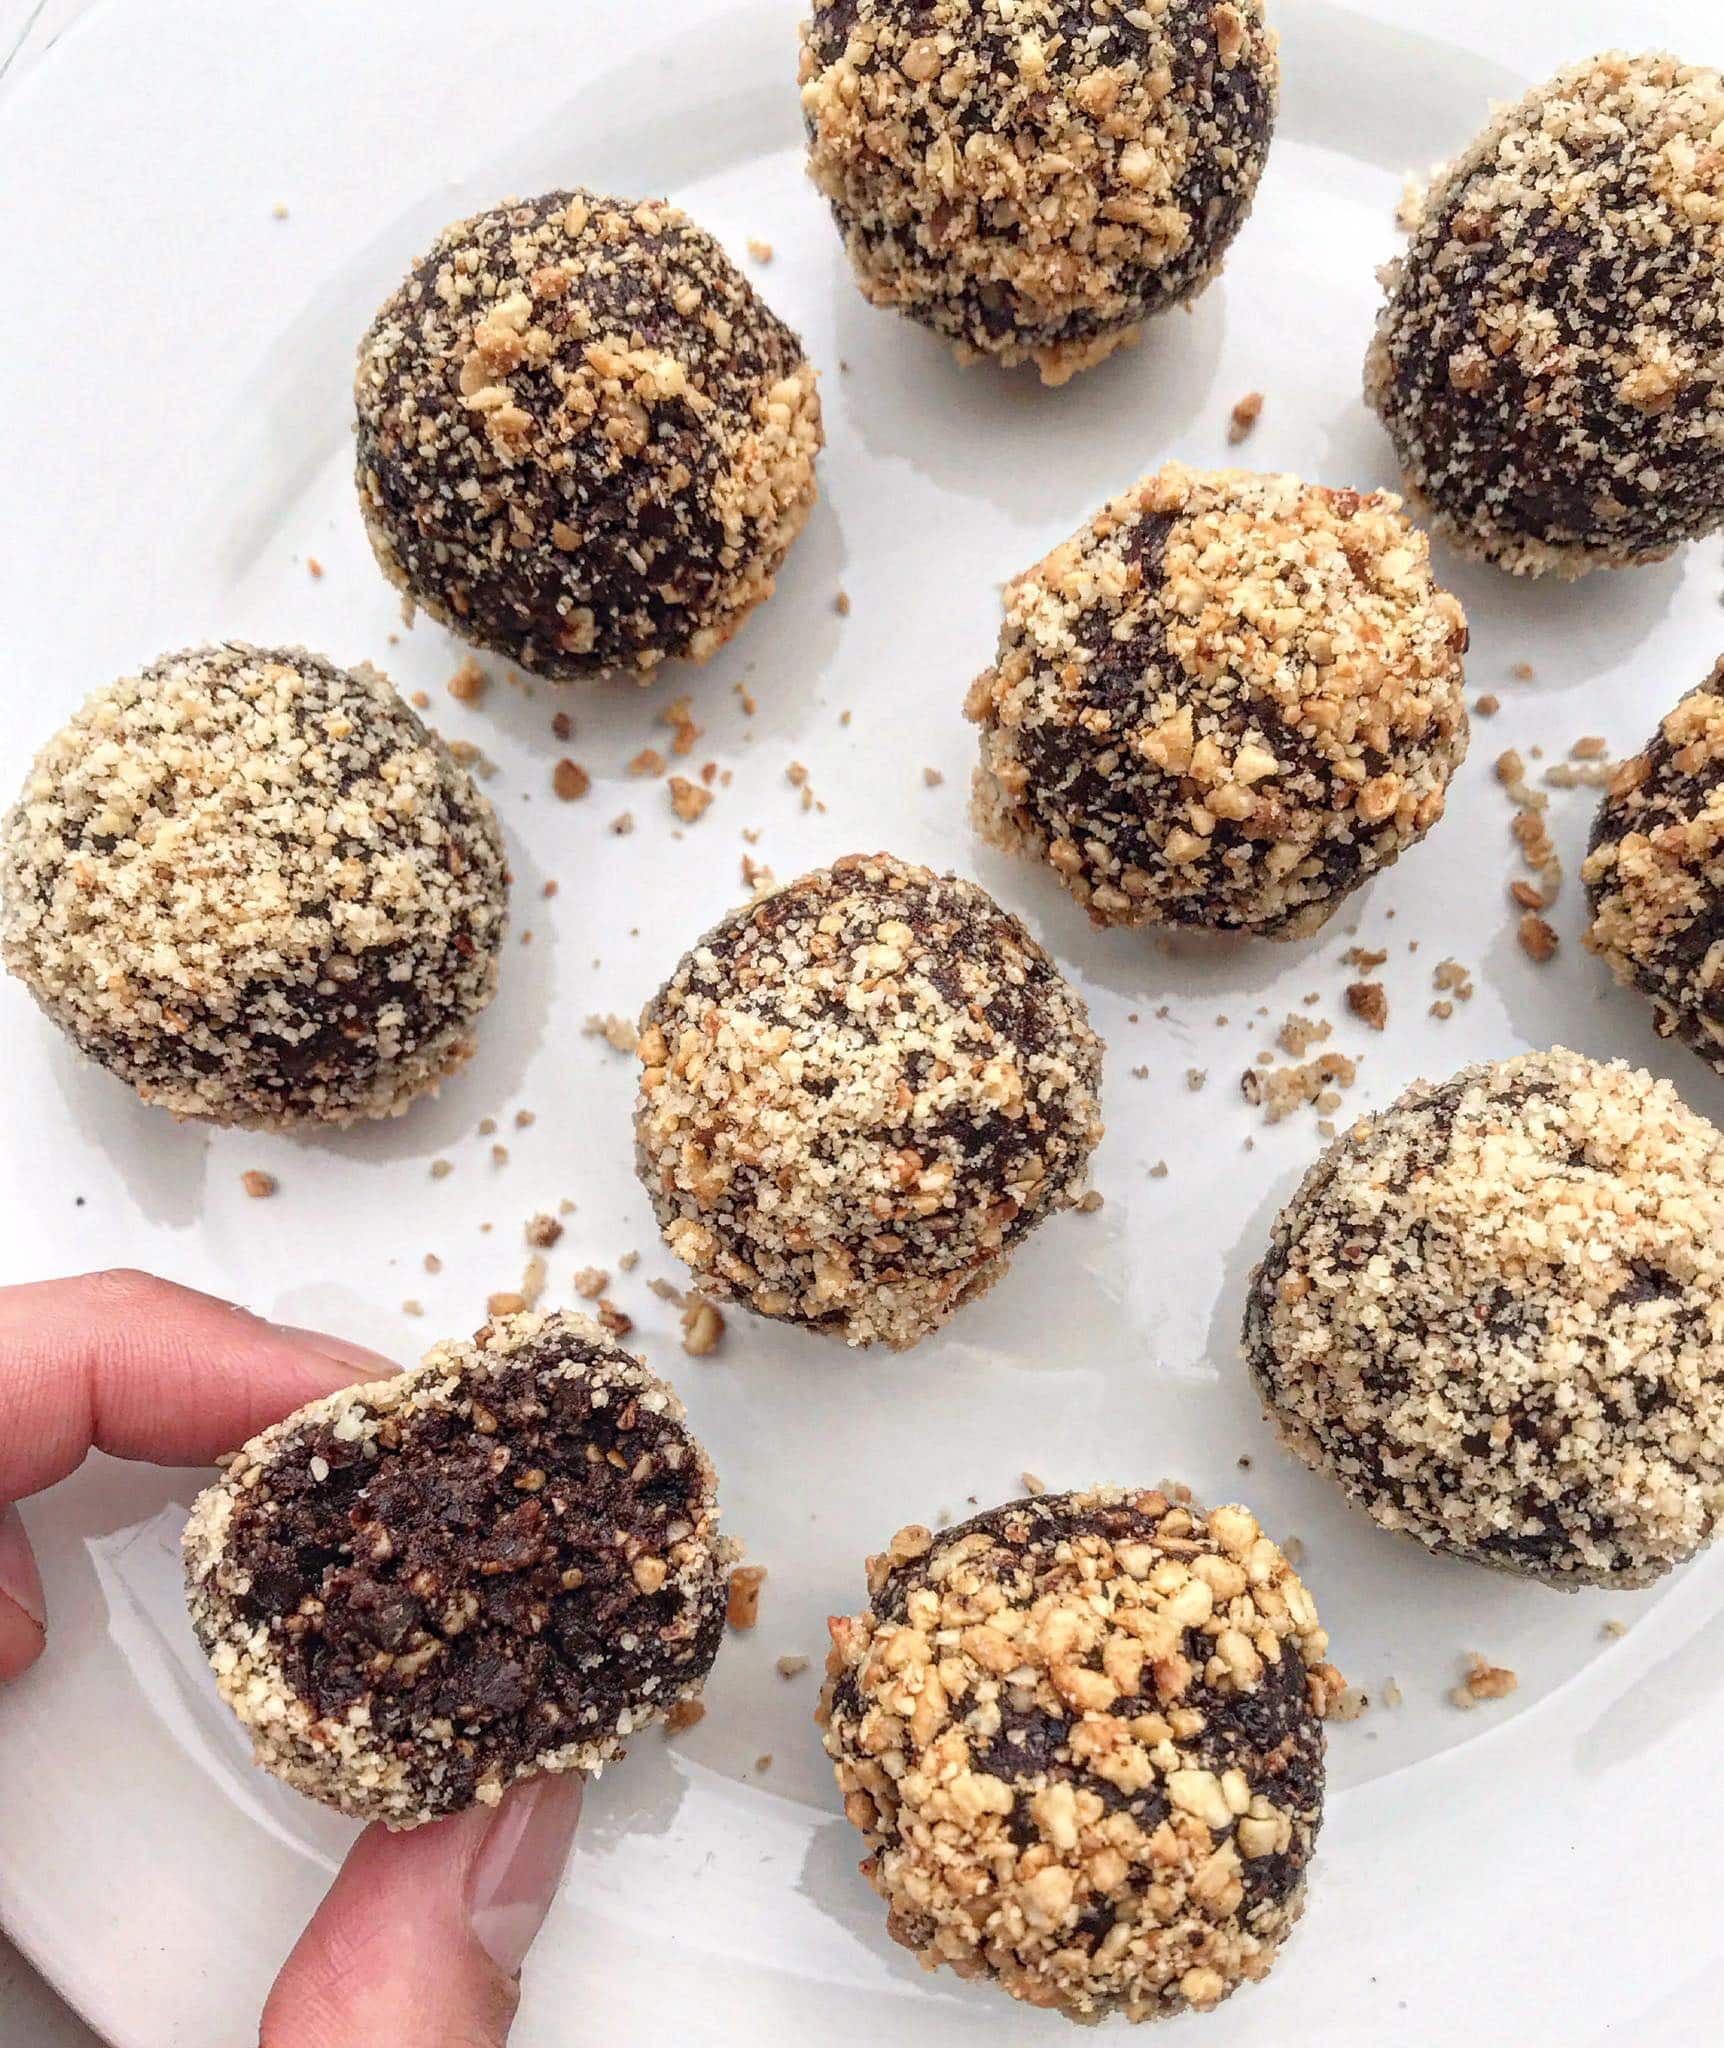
[2,0,1722,2042]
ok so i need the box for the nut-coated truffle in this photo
[634,852,1104,1349]
[355,189,823,678]
[1585,665,1724,1074]
[818,1488,1337,2021]
[1365,52,1724,577]
[0,643,507,1127]
[967,464,1469,938]
[799,0,1278,384]
[1244,1049,1724,1587]
[184,1311,730,1826]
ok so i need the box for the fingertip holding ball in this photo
[184,1311,731,1825]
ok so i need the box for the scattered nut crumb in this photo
[833,590,851,616]
[618,1250,640,1273]
[1518,913,1559,963]
[402,1299,423,1316]
[596,1300,633,1337]
[1277,1013,1332,1058]
[1512,661,1536,682]
[430,1158,454,1180]
[306,557,323,579]
[1020,1470,1047,1495]
[1601,1619,1629,1640]
[520,1255,547,1308]
[1076,1189,1104,1214]
[664,1699,706,1734]
[487,1290,527,1317]
[271,201,290,221]
[629,748,667,778]
[776,1654,809,1679]
[1451,1654,1518,1708]
[584,1013,636,1054]
[447,657,487,703]
[1473,693,1499,716]
[610,811,635,835]
[922,765,944,786]
[424,1253,442,1274]
[551,709,574,742]
[574,1266,609,1300]
[1227,390,1264,443]
[1381,1676,1404,1708]
[1186,1068,1206,1092]
[525,1213,563,1250]
[741,852,775,893]
[680,1296,726,1356]
[668,775,712,823]
[552,759,590,800]
[240,1170,276,1199]
[727,1565,766,1630]
[1345,981,1388,1031]
[746,237,774,262]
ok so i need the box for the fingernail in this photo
[0,1505,46,1633]
[266,1322,400,1379]
[469,1776,583,1977]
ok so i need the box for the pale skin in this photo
[0,1270,582,2048]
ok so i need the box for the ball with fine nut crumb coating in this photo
[183,1311,731,1827]
[818,1487,1338,2022]
[1365,51,1724,577]
[1584,663,1724,1076]
[1244,1048,1724,1586]
[633,851,1104,1349]
[799,0,1279,385]
[0,642,507,1128]
[967,464,1469,939]
[355,188,823,680]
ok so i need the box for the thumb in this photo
[262,1776,583,2048]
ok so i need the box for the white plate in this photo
[3,0,1722,2041]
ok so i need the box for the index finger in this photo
[0,1269,397,1505]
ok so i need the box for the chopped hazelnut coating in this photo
[799,0,1278,385]
[183,1310,731,1827]
[635,852,1103,1350]
[1585,665,1724,1077]
[0,644,507,1128]
[819,1488,1333,2021]
[1245,1049,1724,1587]
[968,465,1469,938]
[355,189,823,680]
[1365,52,1724,577]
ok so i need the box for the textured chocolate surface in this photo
[800,0,1277,383]
[185,1312,729,1825]
[356,189,822,678]
[1366,52,1724,577]
[1586,665,1724,1075]
[820,1487,1335,2019]
[1245,1049,1724,1585]
[635,852,1103,1348]
[0,643,507,1127]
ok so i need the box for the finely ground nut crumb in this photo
[0,644,508,1128]
[968,464,1469,939]
[799,0,1279,384]
[355,189,823,680]
[1365,52,1724,577]
[1585,664,1724,1077]
[182,1310,732,1827]
[1244,1048,1724,1587]
[819,1487,1334,2022]
[635,852,1104,1350]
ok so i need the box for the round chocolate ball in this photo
[1365,52,1724,577]
[634,851,1104,1349]
[819,1488,1336,2020]
[184,1311,731,1826]
[355,189,823,679]
[1585,664,1724,1074]
[1244,1049,1724,1586]
[0,644,507,1128]
[967,464,1470,938]
[799,0,1278,384]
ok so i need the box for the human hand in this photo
[0,1269,582,2048]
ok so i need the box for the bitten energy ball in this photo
[968,465,1469,939]
[0,644,507,1127]
[184,1312,730,1826]
[799,0,1278,384]
[1245,1049,1724,1587]
[1366,53,1724,577]
[635,852,1103,1349]
[1585,665,1724,1075]
[355,189,822,678]
[819,1488,1338,2021]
